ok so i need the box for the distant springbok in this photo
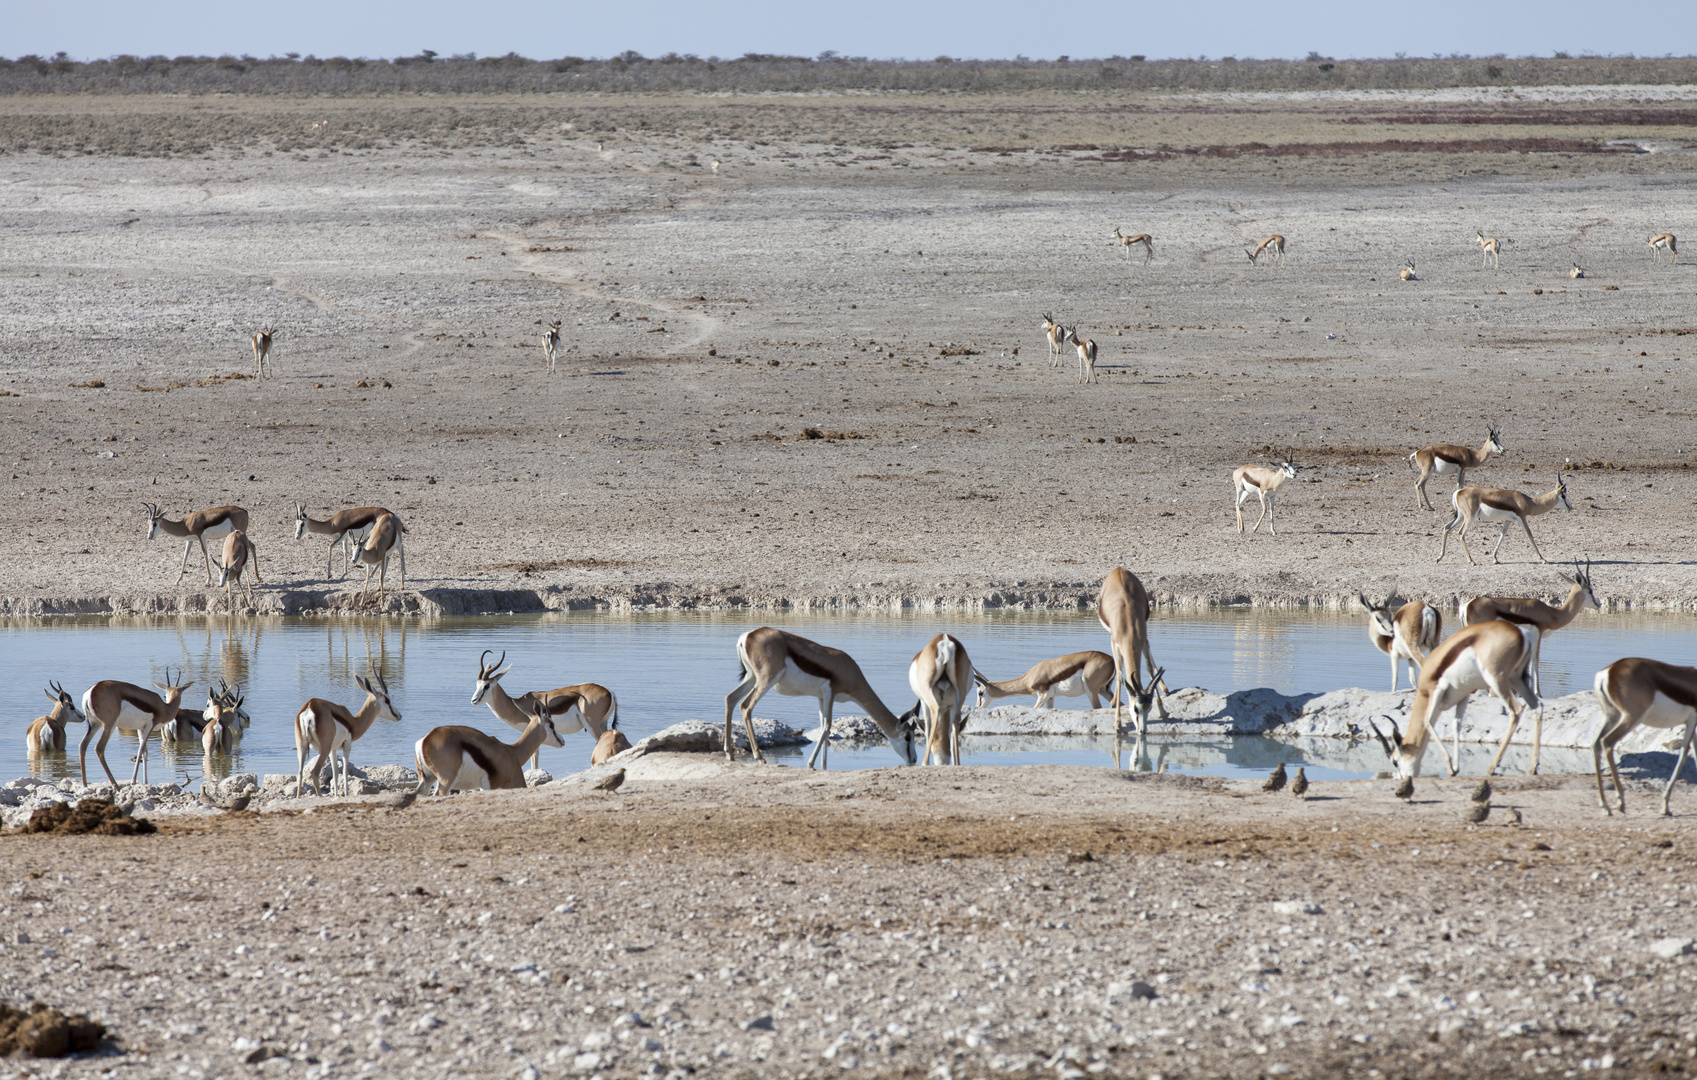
[910,633,973,765]
[144,503,249,585]
[542,320,562,373]
[1438,475,1572,565]
[1112,228,1154,265]
[1399,260,1417,281]
[1476,231,1506,270]
[1040,314,1067,368]
[974,651,1115,710]
[214,530,261,604]
[1409,427,1504,511]
[252,328,274,379]
[1247,234,1285,266]
[1065,328,1098,384]
[1233,448,1298,535]
[1648,233,1678,265]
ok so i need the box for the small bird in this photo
[223,793,252,813]
[383,789,418,811]
[197,789,218,808]
[1394,776,1415,802]
[1466,801,1490,824]
[593,768,626,794]
[1262,763,1287,793]
[1290,767,1309,800]
[1508,807,1523,826]
[1471,779,1492,805]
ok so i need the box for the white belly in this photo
[1641,691,1697,731]
[773,659,835,700]
[114,701,160,732]
[552,703,587,735]
[450,754,490,791]
[1474,504,1520,524]
[201,519,237,541]
[1047,671,1089,699]
[1431,458,1460,476]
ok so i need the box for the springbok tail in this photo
[606,691,620,731]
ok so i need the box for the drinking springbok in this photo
[1099,567,1169,732]
[1463,559,1599,693]
[910,633,973,765]
[214,530,261,604]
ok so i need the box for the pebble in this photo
[411,1014,442,1033]
[740,1014,774,1031]
[1271,901,1323,916]
[1648,937,1694,959]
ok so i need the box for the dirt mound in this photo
[0,1003,105,1058]
[18,798,156,836]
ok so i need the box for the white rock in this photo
[581,1031,613,1050]
[411,1014,442,1033]
[1272,901,1323,916]
[573,1052,602,1071]
[552,903,575,914]
[1649,937,1694,959]
[524,769,554,787]
[362,764,417,784]
[614,1012,644,1027]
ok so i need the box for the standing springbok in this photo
[1476,231,1506,270]
[909,633,973,765]
[542,319,563,373]
[1360,595,1443,692]
[1233,448,1298,535]
[1463,559,1599,692]
[1438,475,1572,565]
[1367,619,1542,779]
[144,503,249,584]
[214,530,260,604]
[1591,658,1697,817]
[1408,428,1504,511]
[252,328,274,379]
[1041,315,1068,368]
[353,513,404,603]
[26,682,86,756]
[1247,234,1285,266]
[295,672,402,797]
[201,687,243,756]
[1112,228,1154,265]
[1065,328,1098,384]
[470,650,616,769]
[1648,233,1678,265]
[1099,568,1169,733]
[79,669,195,787]
[294,503,405,579]
[973,650,1116,710]
[414,700,563,795]
[724,627,919,769]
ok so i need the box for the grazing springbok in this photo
[1648,233,1678,265]
[214,530,260,604]
[1438,475,1572,565]
[909,633,973,765]
[1233,448,1298,535]
[1463,559,1600,693]
[1247,234,1286,266]
[1041,314,1068,368]
[201,686,243,755]
[295,672,402,797]
[294,503,404,579]
[1409,428,1504,511]
[1367,619,1542,779]
[252,328,274,379]
[1111,228,1154,265]
[1399,260,1417,281]
[973,650,1116,710]
[542,319,563,373]
[144,503,249,584]
[1099,567,1169,732]
[1064,328,1098,384]
[353,512,404,603]
[79,669,195,787]
[1591,658,1697,817]
[1360,595,1443,692]
[724,627,919,770]
[470,650,617,769]
[26,683,86,757]
[591,721,632,766]
[414,700,563,795]
[1476,231,1507,270]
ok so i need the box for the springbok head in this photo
[530,699,565,749]
[1485,427,1504,455]
[1555,473,1573,511]
[471,650,510,705]
[1277,447,1297,480]
[142,502,165,539]
[1359,594,1397,639]
[1570,557,1600,612]
[890,702,922,766]
[294,502,309,540]
[1366,714,1420,779]
[45,681,86,725]
[152,667,194,708]
[355,670,402,724]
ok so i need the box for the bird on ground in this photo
[223,793,251,812]
[1470,779,1492,805]
[1394,776,1415,802]
[1466,801,1490,824]
[1290,767,1309,800]
[383,789,418,811]
[1263,763,1287,793]
[593,768,626,793]
[1508,807,1523,826]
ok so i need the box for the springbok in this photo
[295,672,402,797]
[1233,448,1298,535]
[26,683,86,756]
[353,513,404,603]
[1367,619,1542,779]
[1570,264,1585,279]
[1438,475,1572,565]
[1648,233,1678,265]
[1064,328,1098,384]
[414,700,563,795]
[909,633,973,765]
[1112,228,1154,265]
[1247,234,1285,266]
[724,627,919,769]
[591,722,632,766]
[1399,260,1417,281]
[144,503,249,584]
[201,687,243,755]
[1099,568,1169,733]
[1591,658,1697,817]
[294,504,404,579]
[470,650,617,769]
[1463,559,1599,693]
[1409,428,1504,511]
[252,328,274,379]
[214,530,260,604]
[1041,314,1067,368]
[1360,595,1443,692]
[973,650,1116,710]
[542,319,563,373]
[79,669,195,787]
[1476,231,1506,270]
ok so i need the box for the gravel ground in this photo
[2,760,1696,1078]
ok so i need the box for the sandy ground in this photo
[2,761,1695,1078]
[0,91,1696,614]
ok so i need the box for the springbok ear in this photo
[1365,718,1397,762]
[45,687,58,702]
[355,675,370,692]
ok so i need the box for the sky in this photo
[4,0,1694,64]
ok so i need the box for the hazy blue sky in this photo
[6,0,1694,64]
